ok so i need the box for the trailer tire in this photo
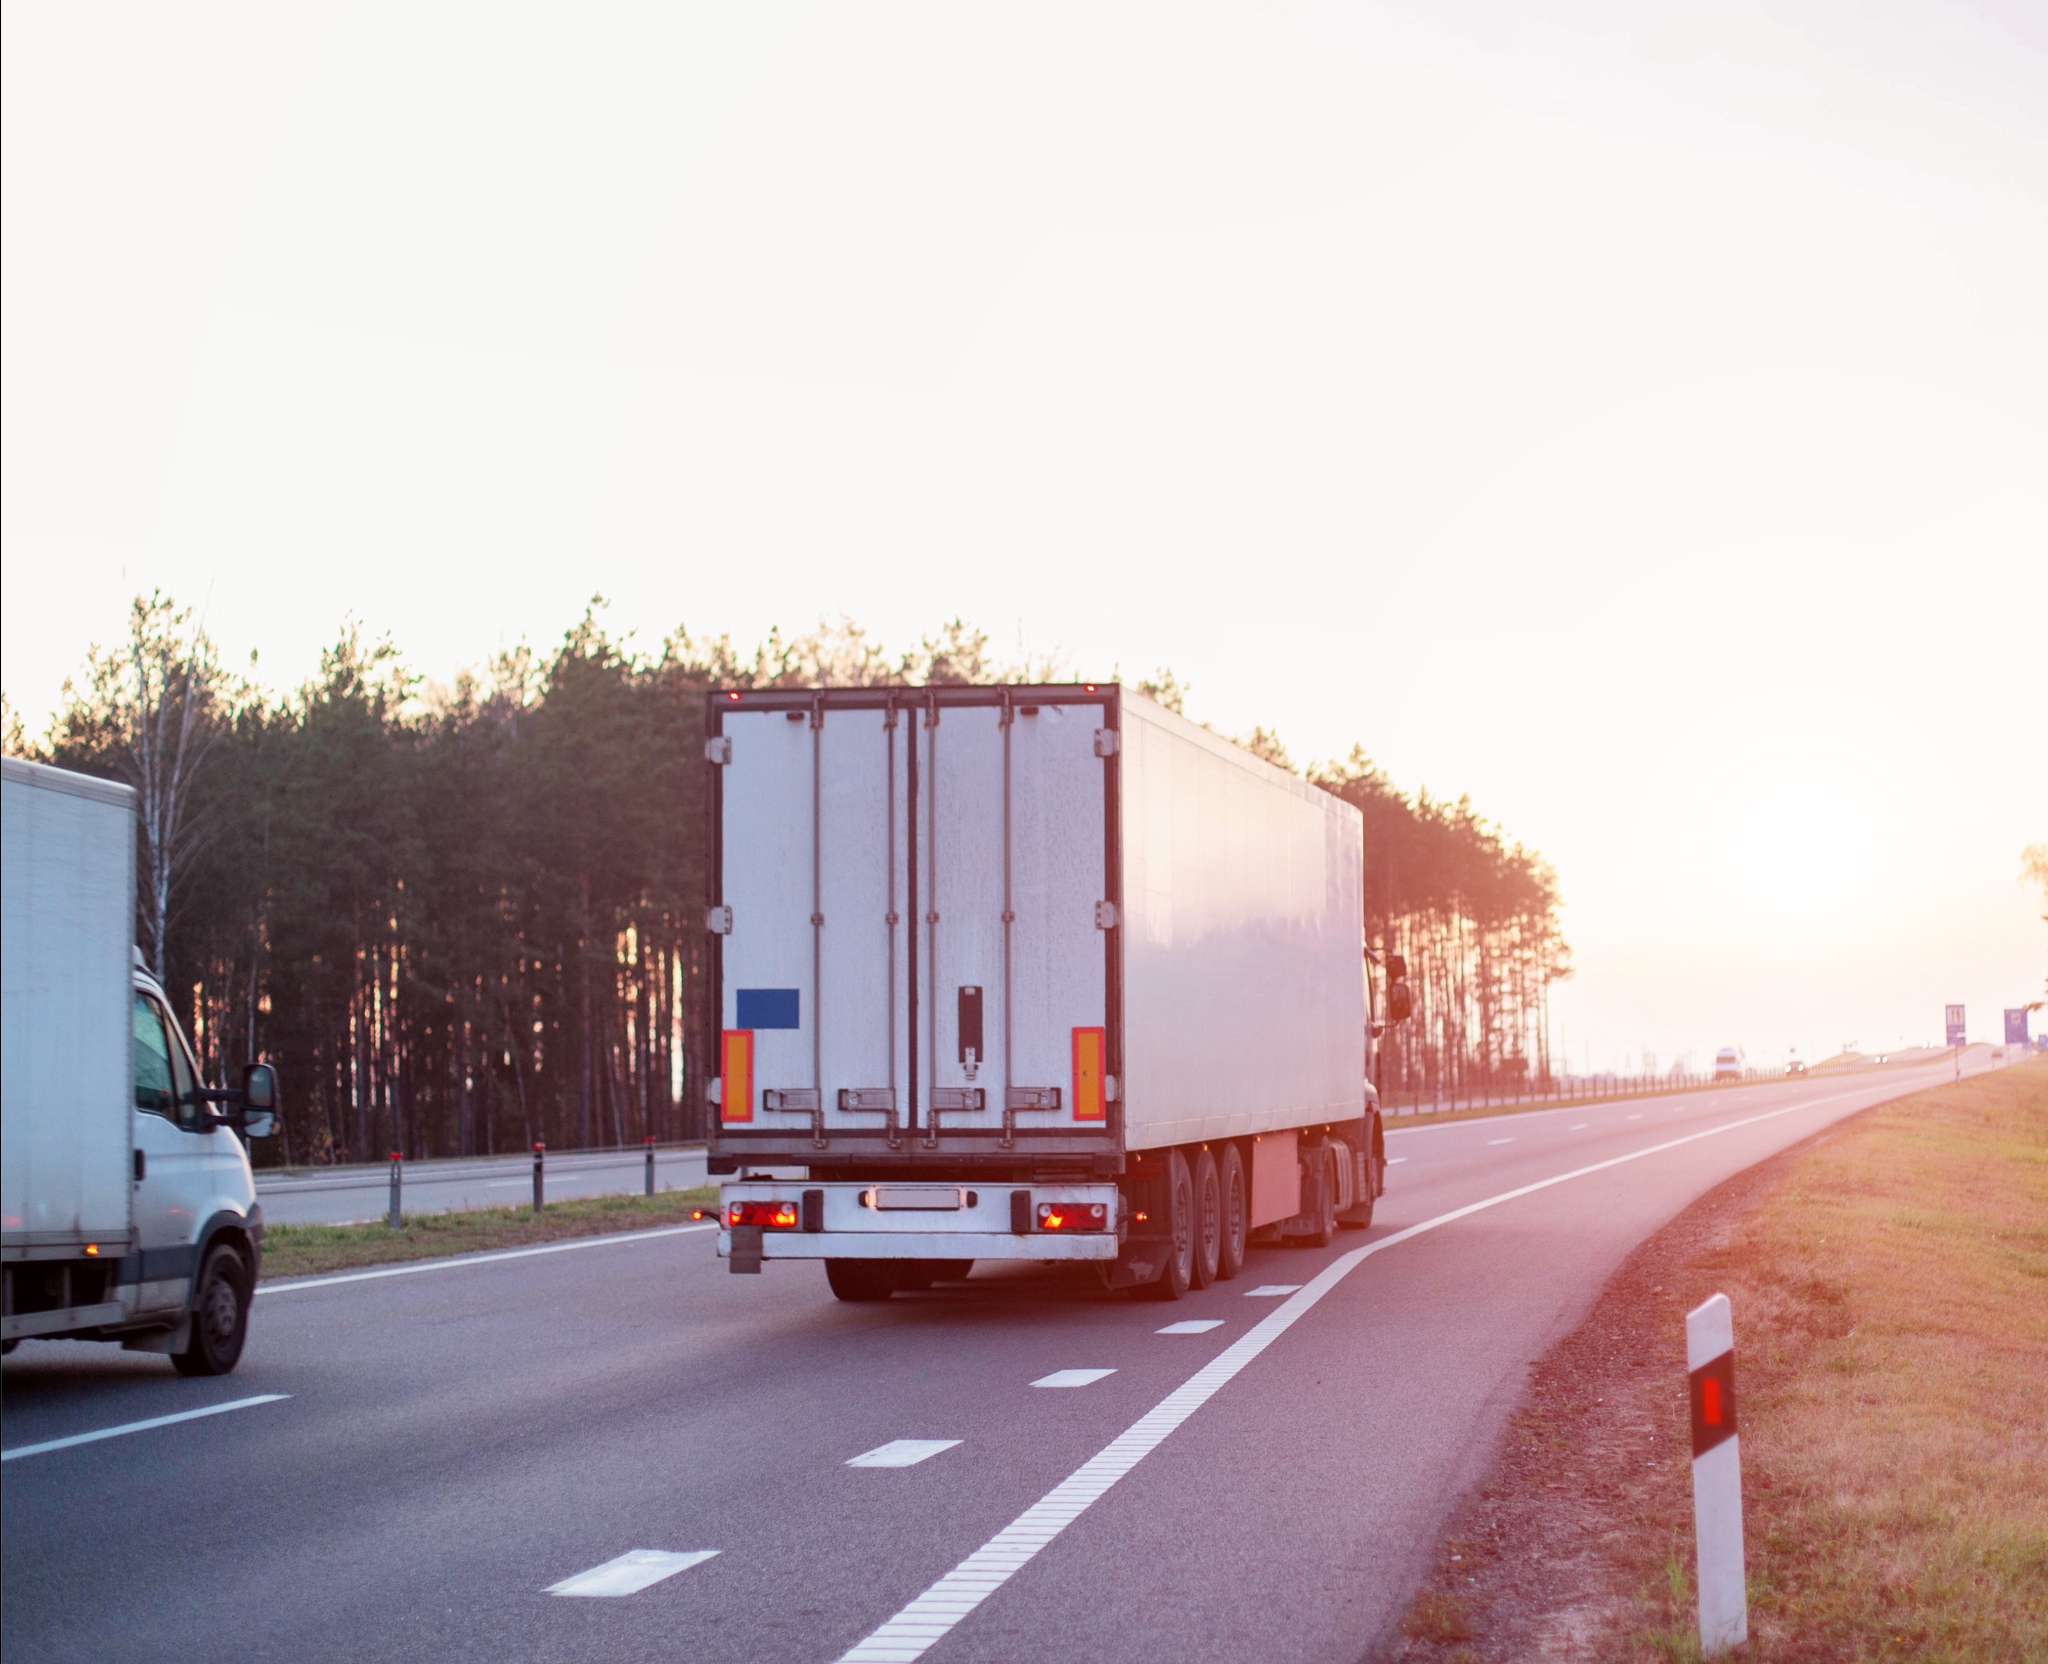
[1140,1150,1196,1300]
[825,1259,899,1302]
[171,1244,250,1377]
[1216,1144,1248,1280]
[1190,1148,1222,1288]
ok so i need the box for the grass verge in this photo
[261,1186,720,1280]
[1392,1060,2048,1663]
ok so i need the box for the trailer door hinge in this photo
[1095,901,1119,930]
[705,736,731,764]
[1093,728,1120,757]
[706,905,733,934]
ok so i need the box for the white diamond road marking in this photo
[1488,1137,1514,1145]
[1243,1284,1301,1297]
[547,1549,718,1597]
[848,1440,962,1468]
[1031,1369,1115,1389]
[833,1084,1878,1664]
[1156,1320,1223,1335]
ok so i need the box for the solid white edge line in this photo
[832,1086,1879,1663]
[257,1223,716,1294]
[1,1394,291,1462]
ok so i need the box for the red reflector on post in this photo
[1035,1201,1108,1231]
[728,1200,800,1229]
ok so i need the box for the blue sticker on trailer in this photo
[737,988,801,1029]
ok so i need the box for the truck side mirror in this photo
[1385,953,1408,981]
[242,1062,278,1113]
[1388,982,1414,1023]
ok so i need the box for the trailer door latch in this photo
[1093,728,1120,757]
[705,736,732,764]
[1095,901,1119,930]
[706,905,733,934]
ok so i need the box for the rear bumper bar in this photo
[715,1180,1121,1262]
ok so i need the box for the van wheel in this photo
[1216,1144,1249,1280]
[1140,1150,1195,1300]
[1190,1148,1222,1288]
[172,1246,250,1377]
[825,1259,899,1302]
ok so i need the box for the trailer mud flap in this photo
[729,1224,764,1274]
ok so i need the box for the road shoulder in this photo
[1385,1062,2048,1663]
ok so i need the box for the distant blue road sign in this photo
[2006,1009,2031,1046]
[1945,1005,1966,1048]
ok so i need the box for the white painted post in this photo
[1687,1293,1748,1654]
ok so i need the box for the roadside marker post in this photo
[645,1136,656,1196]
[387,1152,402,1229]
[533,1141,545,1212]
[1687,1293,1747,1655]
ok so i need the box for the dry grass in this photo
[260,1185,720,1280]
[1621,1061,2048,1661]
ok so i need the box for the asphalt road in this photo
[255,1145,712,1225]
[1,1059,1986,1664]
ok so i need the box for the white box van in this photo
[2,758,276,1374]
[703,684,1392,1301]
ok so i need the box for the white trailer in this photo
[704,684,1386,1301]
[2,757,276,1373]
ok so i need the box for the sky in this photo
[4,0,2044,1071]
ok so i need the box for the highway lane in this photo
[0,1060,1980,1664]
[255,1144,711,1225]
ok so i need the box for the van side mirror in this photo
[242,1062,277,1113]
[243,1110,276,1139]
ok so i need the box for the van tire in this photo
[1216,1144,1249,1281]
[825,1259,899,1302]
[172,1245,250,1377]
[1190,1148,1222,1289]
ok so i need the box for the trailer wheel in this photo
[1216,1144,1248,1281]
[171,1244,250,1377]
[825,1259,900,1302]
[1140,1150,1196,1300]
[1190,1148,1222,1288]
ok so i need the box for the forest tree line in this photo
[2,595,1568,1164]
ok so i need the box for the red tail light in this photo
[728,1199,799,1229]
[1036,1201,1108,1231]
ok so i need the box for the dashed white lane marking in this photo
[1570,1124,1589,1130]
[848,1440,962,1468]
[546,1549,718,1596]
[1244,1285,1301,1297]
[1031,1369,1116,1389]
[1,1394,291,1462]
[1156,1320,1223,1335]
[833,1087,1875,1664]
[259,1224,716,1294]
[1488,1137,1514,1146]
[1627,1114,1642,1120]
[1387,1156,1409,1165]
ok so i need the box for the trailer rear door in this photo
[716,690,1112,1148]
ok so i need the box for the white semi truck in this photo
[2,757,276,1373]
[704,683,1392,1301]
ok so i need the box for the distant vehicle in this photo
[2,758,277,1373]
[703,683,1390,1301]
[1714,1047,1741,1082]
[1787,1058,1807,1076]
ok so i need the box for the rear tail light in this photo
[1036,1201,1108,1231]
[728,1200,800,1229]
